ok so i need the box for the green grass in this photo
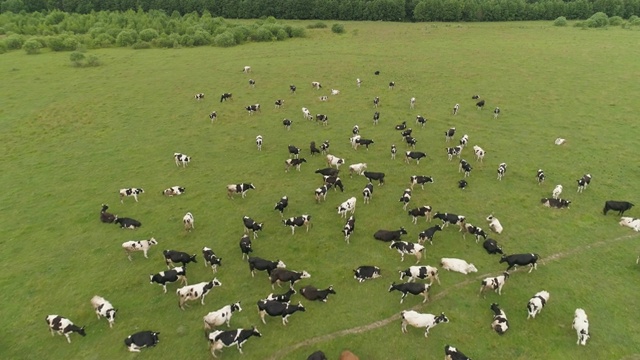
[1,21,640,360]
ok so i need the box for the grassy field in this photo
[1,20,640,360]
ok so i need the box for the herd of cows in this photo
[43,65,639,360]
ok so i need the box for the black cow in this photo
[444,345,471,360]
[282,118,292,130]
[389,81,395,89]
[536,169,545,184]
[100,204,116,223]
[373,227,408,242]
[404,135,418,148]
[202,247,222,273]
[220,93,232,102]
[408,206,432,224]
[476,99,485,109]
[416,115,427,127]
[388,282,430,303]
[207,327,261,356]
[163,250,197,268]
[410,175,434,190]
[459,159,472,177]
[405,151,427,164]
[363,171,385,185]
[401,128,412,138]
[248,257,286,277]
[315,114,328,125]
[269,268,311,289]
[285,158,307,172]
[307,351,328,360]
[239,235,253,260]
[300,285,336,302]
[257,300,305,325]
[483,238,504,255]
[288,145,301,159]
[603,200,634,215]
[541,198,571,209]
[242,216,263,238]
[433,212,465,229]
[353,266,381,283]
[310,141,321,156]
[373,96,380,108]
[315,167,339,177]
[418,225,442,245]
[274,196,288,217]
[248,79,256,87]
[500,253,539,273]
[124,331,159,352]
[458,179,468,189]
[290,84,296,93]
[149,266,187,293]
[323,175,344,191]
[115,217,141,229]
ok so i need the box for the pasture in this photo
[1,20,640,360]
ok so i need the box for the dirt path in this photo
[267,232,639,360]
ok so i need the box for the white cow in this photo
[440,258,478,274]
[326,154,345,169]
[400,311,449,338]
[331,89,340,95]
[256,135,263,151]
[177,279,222,310]
[572,308,590,345]
[486,214,503,234]
[302,107,312,120]
[90,295,117,328]
[174,152,191,167]
[122,238,158,260]
[183,212,194,231]
[356,78,362,87]
[348,163,367,177]
[243,66,251,73]
[555,137,567,145]
[619,217,640,231]
[349,135,361,149]
[527,290,550,319]
[203,302,243,329]
[473,145,485,162]
[311,81,322,89]
[479,272,509,297]
[552,184,563,199]
[410,97,416,109]
[337,197,357,218]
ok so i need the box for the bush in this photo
[289,26,306,38]
[553,16,567,26]
[214,31,236,47]
[5,34,24,50]
[116,30,138,47]
[609,16,623,26]
[252,27,275,42]
[331,23,345,34]
[93,33,115,47]
[85,54,101,67]
[63,36,79,51]
[307,22,327,29]
[70,51,85,66]
[132,41,151,49]
[139,28,159,42]
[153,35,175,48]
[275,29,288,41]
[0,42,7,54]
[629,15,640,26]
[22,38,43,54]
[588,12,609,28]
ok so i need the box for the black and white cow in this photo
[479,272,509,297]
[287,144,302,158]
[207,327,261,357]
[363,171,385,186]
[239,234,253,260]
[349,163,367,177]
[444,345,471,360]
[356,138,374,149]
[405,151,427,164]
[176,278,222,309]
[404,135,418,148]
[227,183,256,198]
[433,212,466,230]
[373,96,380,108]
[248,79,256,87]
[603,200,634,215]
[374,227,408,242]
[203,301,243,329]
[391,144,397,159]
[452,103,460,115]
[540,198,571,209]
[395,121,407,130]
[310,141,321,156]
[282,118,292,130]
[45,315,86,343]
[500,253,539,273]
[527,290,550,319]
[446,146,462,161]
[220,92,232,102]
[494,107,501,118]
[326,154,345,169]
[174,152,191,167]
[445,127,456,142]
[353,265,381,283]
[410,97,416,109]
[337,197,357,218]
[577,174,592,193]
[490,303,509,335]
[274,196,288,217]
[242,216,263,238]
[290,84,296,93]
[362,183,374,204]
[122,237,158,260]
[418,225,442,245]
[209,111,217,124]
[399,188,412,210]
[311,81,322,89]
[202,247,222,273]
[183,212,194,231]
[352,125,360,135]
[390,241,426,263]
[243,66,251,73]
[315,184,331,203]
[100,204,116,223]
[401,128,412,138]
[283,215,311,234]
[416,115,427,127]
[408,206,432,224]
[472,95,480,99]
[473,145,485,162]
[119,188,144,203]
[257,300,306,325]
[497,162,507,180]
[373,111,380,125]
[459,134,469,148]
[114,217,141,229]
[90,295,117,328]
[483,238,504,255]
[536,169,545,184]
[301,285,337,302]
[285,158,307,172]
[316,114,329,126]
[149,266,187,293]
[124,331,159,352]
[476,99,485,109]
[388,282,430,303]
[266,288,296,303]
[409,175,434,190]
[343,215,356,243]
[195,93,204,100]
[162,186,186,196]
[245,103,260,114]
[256,135,263,151]
[324,176,344,192]
[389,81,395,89]
[302,107,312,120]
[275,99,284,108]
[248,257,286,277]
[269,268,311,289]
[315,167,339,177]
[399,265,440,284]
[458,179,468,190]
[462,223,488,243]
[163,250,197,269]
[401,311,449,338]
[459,159,472,177]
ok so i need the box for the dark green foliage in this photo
[22,37,42,54]
[554,16,568,26]
[132,40,151,49]
[331,23,345,34]
[307,22,327,29]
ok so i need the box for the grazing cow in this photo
[124,331,159,352]
[577,174,592,193]
[555,137,566,145]
[337,197,357,218]
[362,171,385,186]
[391,144,397,159]
[311,81,322,89]
[483,238,504,255]
[274,196,288,217]
[446,146,462,161]
[290,84,296,93]
[343,215,356,243]
[323,175,344,191]
[119,188,144,203]
[472,95,480,99]
[174,153,191,167]
[257,300,306,325]
[245,103,260,114]
[100,204,116,223]
[401,311,449,338]
[269,268,311,289]
[282,118,292,130]
[349,163,367,177]
[445,127,456,142]
[149,266,187,294]
[248,79,256,88]
[497,163,507,180]
[356,78,362,87]
[353,265,381,282]
[458,179,468,190]
[227,183,256,199]
[404,135,418,148]
[282,215,311,234]
[203,302,242,329]
[176,278,222,309]
[373,111,380,125]
[479,272,510,297]
[207,327,261,357]
[444,345,471,360]
[619,217,640,231]
[410,97,416,109]
[320,140,330,154]
[288,144,302,159]
[308,351,328,360]
[331,89,340,95]
[541,198,571,209]
[310,141,321,156]
[500,253,539,273]
[45,315,86,343]
[490,303,509,335]
[388,282,430,303]
[248,257,286,277]
[410,175,434,190]
[243,65,251,73]
[163,250,197,269]
[239,234,253,260]
[326,154,345,169]
[242,216,263,238]
[476,99,485,109]
[459,134,469,148]
[162,186,186,196]
[603,200,635,215]
[494,107,501,118]
[536,169,545,184]
[362,183,373,204]
[408,206,432,224]
[256,135,263,151]
[195,93,205,100]
[266,288,297,303]
[418,225,442,245]
[459,159,472,177]
[433,212,466,229]
[90,295,117,328]
[399,188,412,210]
[374,227,408,242]
[452,103,460,115]
[285,158,307,172]
[395,121,407,131]
[220,92,232,102]
[301,285,337,302]
[302,107,312,120]
[209,111,217,124]
[202,247,222,273]
[316,114,329,126]
[274,99,284,109]
[373,96,380,108]
[440,258,478,274]
[401,128,413,138]
[405,151,427,164]
[416,115,427,127]
[183,212,194,231]
[389,81,395,89]
[315,184,331,203]
[399,265,440,284]
[573,308,590,345]
[114,217,141,229]
[527,291,550,319]
[356,138,374,150]
[390,241,426,263]
[486,214,503,234]
[473,145,485,162]
[122,238,158,260]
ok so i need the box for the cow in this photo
[459,134,469,148]
[288,144,302,159]
[320,140,330,154]
[433,212,466,230]
[239,234,253,260]
[486,215,503,234]
[541,198,571,209]
[399,188,412,210]
[149,266,187,294]
[352,125,359,135]
[337,197,357,218]
[326,154,345,169]
[315,184,331,203]
[395,121,407,131]
[162,186,186,196]
[124,331,159,352]
[282,118,292,130]
[266,288,297,303]
[490,303,509,335]
[527,291,550,319]
[209,111,217,124]
[405,151,427,164]
[290,84,296,93]
[603,201,634,215]
[536,169,545,184]
[248,79,256,87]
[323,175,344,192]
[122,238,157,260]
[555,137,566,145]
[445,127,456,142]
[479,272,510,297]
[473,145,485,162]
[242,216,263,238]
[399,265,440,284]
[356,78,362,87]
[389,81,395,89]
[416,115,427,127]
[404,135,417,148]
[476,99,485,109]
[45,315,86,343]
[275,99,284,108]
[444,345,471,360]
[349,163,367,177]
[343,215,356,243]
[227,183,256,198]
[308,351,328,360]
[500,253,539,273]
[114,217,141,229]
[331,89,340,95]
[183,212,194,231]
[353,265,381,283]
[274,196,288,217]
[310,141,321,156]
[401,128,412,138]
[573,308,590,345]
[311,81,322,89]
[248,257,286,277]
[418,225,442,245]
[452,103,460,115]
[283,215,311,234]
[493,107,500,118]
[373,96,380,108]
[363,171,385,186]
[446,146,462,161]
[256,135,263,151]
[458,179,468,190]
[163,250,197,269]
[302,107,312,120]
[355,138,374,150]
[619,217,640,231]
[269,268,311,289]
[176,278,222,309]
[301,285,336,302]
[119,188,144,203]
[195,93,204,100]
[362,183,373,204]
[391,144,397,159]
[374,227,408,242]
[390,241,425,263]
[202,247,222,273]
[459,159,472,177]
[340,350,360,360]
[388,282,430,303]
[401,311,449,338]
[483,238,504,255]
[316,114,329,126]
[203,302,242,329]
[440,258,478,274]
[257,300,306,325]
[245,103,260,114]
[472,95,480,99]
[576,174,592,193]
[100,204,116,223]
[409,175,434,190]
[410,97,416,109]
[90,295,117,328]
[220,92,232,102]
[207,327,261,357]
[373,111,380,125]
[243,65,251,73]
[408,206,432,224]
[497,163,507,180]
[174,152,191,167]
[285,158,307,172]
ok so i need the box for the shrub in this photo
[63,36,79,51]
[153,35,175,48]
[139,28,159,42]
[553,16,567,26]
[116,30,138,47]
[70,51,85,67]
[289,26,306,38]
[588,12,609,28]
[85,54,101,67]
[5,34,24,50]
[307,22,327,29]
[0,27,5,35]
[214,31,236,47]
[93,33,115,47]
[179,34,194,47]
[252,27,275,42]
[609,16,623,26]
[0,42,7,54]
[22,38,42,54]
[331,23,345,34]
[275,29,288,41]
[192,30,211,46]
[132,41,151,49]
[629,15,640,26]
